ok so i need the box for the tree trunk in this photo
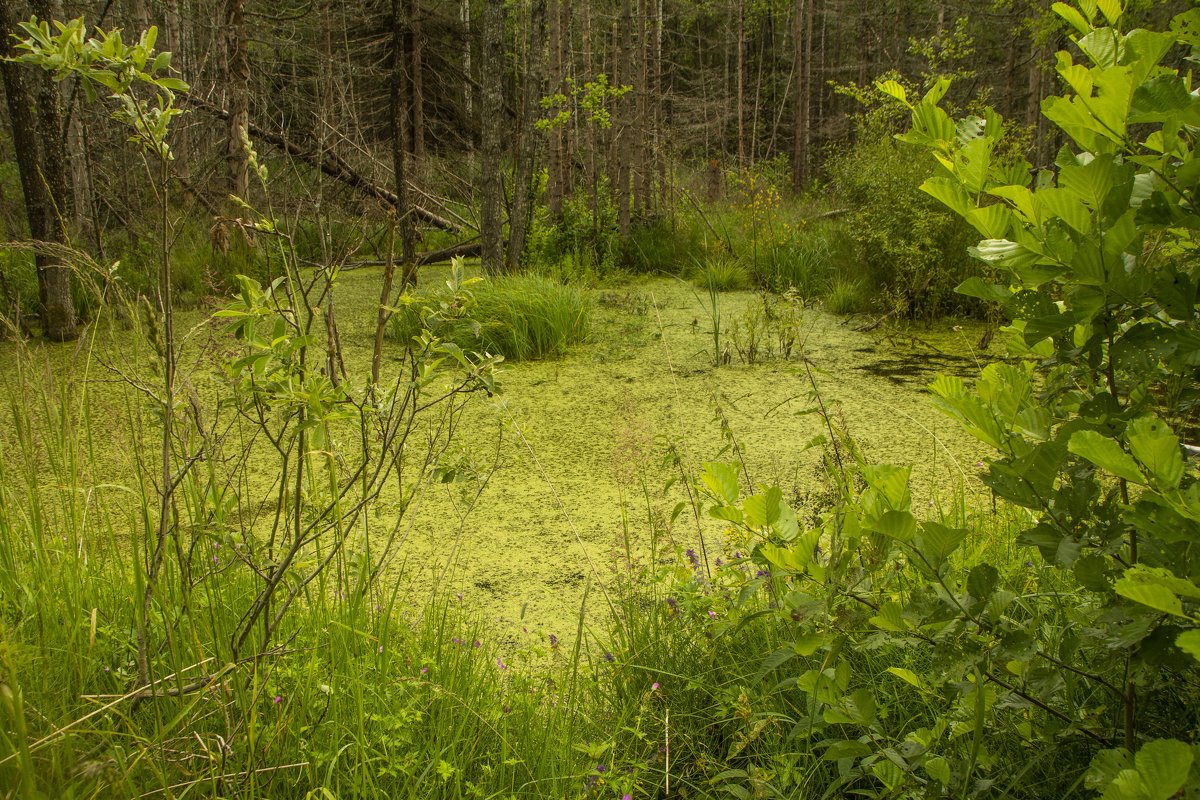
[508,0,546,270]
[614,0,634,234]
[479,0,506,274]
[408,0,425,182]
[791,0,808,192]
[546,0,564,217]
[461,0,472,118]
[391,0,417,272]
[736,0,746,170]
[224,0,250,200]
[0,0,76,341]
[164,0,190,177]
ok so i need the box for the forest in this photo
[1,0,1199,797]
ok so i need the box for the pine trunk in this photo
[479,0,506,274]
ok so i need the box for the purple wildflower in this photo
[651,681,660,691]
[596,764,607,773]
[473,639,482,648]
[420,666,428,675]
[685,548,700,569]
[602,652,615,663]
[708,610,717,620]
[755,569,769,578]
[273,694,282,704]
[549,634,559,649]
[496,657,507,670]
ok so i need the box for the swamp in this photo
[1,1,1199,798]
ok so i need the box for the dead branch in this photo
[180,96,464,232]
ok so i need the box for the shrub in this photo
[390,272,591,361]
[623,217,703,276]
[826,113,982,319]
[526,183,621,275]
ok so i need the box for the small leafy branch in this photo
[537,73,631,132]
[10,17,186,158]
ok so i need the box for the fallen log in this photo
[180,96,462,232]
[340,239,483,269]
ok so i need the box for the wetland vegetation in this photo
[2,2,1200,799]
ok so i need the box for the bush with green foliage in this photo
[826,109,983,319]
[691,255,750,293]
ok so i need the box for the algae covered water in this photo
[0,267,993,643]
[323,268,993,640]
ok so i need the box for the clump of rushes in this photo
[389,273,592,361]
[691,256,750,293]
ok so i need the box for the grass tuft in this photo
[390,273,592,361]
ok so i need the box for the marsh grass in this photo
[389,273,591,361]
[690,256,750,293]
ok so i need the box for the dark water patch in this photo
[858,352,980,385]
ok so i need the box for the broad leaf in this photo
[701,462,740,505]
[1069,430,1145,484]
[1127,416,1185,490]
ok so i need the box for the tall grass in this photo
[390,273,592,361]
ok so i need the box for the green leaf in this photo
[1053,1,1093,35]
[793,632,834,656]
[968,564,1000,602]
[1100,739,1195,800]
[967,204,1012,239]
[1176,630,1200,662]
[916,522,968,564]
[921,177,971,217]
[955,277,1013,302]
[743,487,782,529]
[701,462,740,505]
[709,505,744,525]
[1069,430,1146,484]
[872,510,916,542]
[876,79,908,105]
[1127,416,1185,490]
[823,740,871,761]
[990,184,1039,224]
[1114,570,1186,618]
[870,601,908,632]
[925,756,951,785]
[923,77,951,106]
[886,667,924,690]
[756,647,797,682]
[1096,0,1122,26]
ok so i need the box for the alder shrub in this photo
[826,103,983,320]
[682,3,1200,797]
